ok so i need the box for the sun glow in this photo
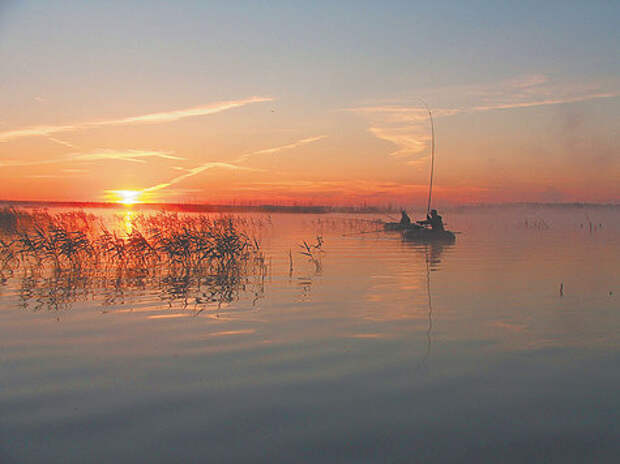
[122,210,135,235]
[111,190,142,206]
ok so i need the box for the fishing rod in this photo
[341,229,386,237]
[418,100,435,215]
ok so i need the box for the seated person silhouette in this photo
[400,210,411,225]
[417,209,444,231]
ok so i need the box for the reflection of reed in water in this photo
[16,260,267,315]
[18,270,91,316]
[1,209,268,315]
[296,236,325,301]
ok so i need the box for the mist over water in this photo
[1,206,619,463]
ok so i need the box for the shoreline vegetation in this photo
[0,209,270,313]
[0,200,618,214]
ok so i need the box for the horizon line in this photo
[1,198,618,211]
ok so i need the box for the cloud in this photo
[0,96,273,142]
[350,76,618,162]
[235,135,327,162]
[0,149,183,167]
[471,92,617,112]
[26,174,63,179]
[116,134,328,199]
[5,132,322,201]
[100,96,271,126]
[0,124,78,141]
[369,127,429,159]
[70,149,184,163]
[505,74,549,89]
[347,106,436,160]
[46,136,77,148]
[143,162,261,194]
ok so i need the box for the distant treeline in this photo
[0,200,617,214]
[449,202,620,212]
[0,200,387,214]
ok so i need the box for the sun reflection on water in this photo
[122,210,135,235]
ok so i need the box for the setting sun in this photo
[111,190,142,206]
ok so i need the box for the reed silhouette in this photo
[1,209,268,314]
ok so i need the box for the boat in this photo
[399,101,457,243]
[402,227,455,243]
[383,222,423,231]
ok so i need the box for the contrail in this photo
[142,162,261,194]
[235,135,327,163]
[137,135,326,196]
[0,96,273,142]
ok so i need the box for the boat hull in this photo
[402,228,456,243]
[383,222,422,231]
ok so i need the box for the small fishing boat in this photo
[402,227,455,243]
[383,222,423,231]
[398,101,457,243]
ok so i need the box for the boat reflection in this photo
[402,238,452,269]
[419,244,434,369]
[402,240,453,370]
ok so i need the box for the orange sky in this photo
[1,2,618,206]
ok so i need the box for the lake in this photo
[1,206,619,463]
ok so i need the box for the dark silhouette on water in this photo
[403,209,455,242]
[383,210,421,231]
[397,103,455,242]
[400,210,411,225]
[417,209,444,232]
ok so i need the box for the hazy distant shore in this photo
[0,200,618,214]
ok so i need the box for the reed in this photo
[6,209,269,313]
[298,235,324,272]
[5,209,263,276]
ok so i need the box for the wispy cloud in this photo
[0,96,273,142]
[100,96,272,126]
[0,124,77,142]
[368,127,429,158]
[347,107,437,159]
[143,162,261,194]
[46,136,77,148]
[26,174,63,179]
[349,76,618,162]
[70,149,184,163]
[471,92,617,111]
[235,135,327,162]
[0,149,183,168]
[140,135,327,197]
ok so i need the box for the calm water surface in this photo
[1,207,619,463]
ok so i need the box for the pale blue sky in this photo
[2,1,618,107]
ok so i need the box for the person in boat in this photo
[417,209,444,231]
[400,209,411,225]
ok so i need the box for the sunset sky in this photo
[1,0,618,206]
